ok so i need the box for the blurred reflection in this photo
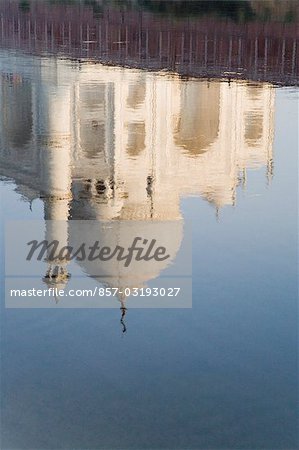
[1,0,297,85]
[0,56,275,309]
[1,74,32,148]
[174,83,220,155]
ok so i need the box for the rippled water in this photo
[0,1,298,449]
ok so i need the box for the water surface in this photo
[0,1,298,449]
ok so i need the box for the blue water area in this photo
[0,22,298,450]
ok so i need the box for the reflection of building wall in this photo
[0,57,275,293]
[174,83,220,155]
[0,57,275,218]
[1,74,33,148]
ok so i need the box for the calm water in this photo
[0,1,298,449]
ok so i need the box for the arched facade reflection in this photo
[174,82,220,155]
[0,56,275,296]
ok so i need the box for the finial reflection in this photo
[120,302,127,334]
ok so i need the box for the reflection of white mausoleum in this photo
[0,54,275,292]
[0,54,274,220]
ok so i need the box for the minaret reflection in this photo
[39,75,73,294]
[0,59,275,311]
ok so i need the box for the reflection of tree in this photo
[47,0,103,17]
[250,0,297,23]
[24,0,298,23]
[137,0,256,22]
[19,1,30,12]
[83,0,104,17]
